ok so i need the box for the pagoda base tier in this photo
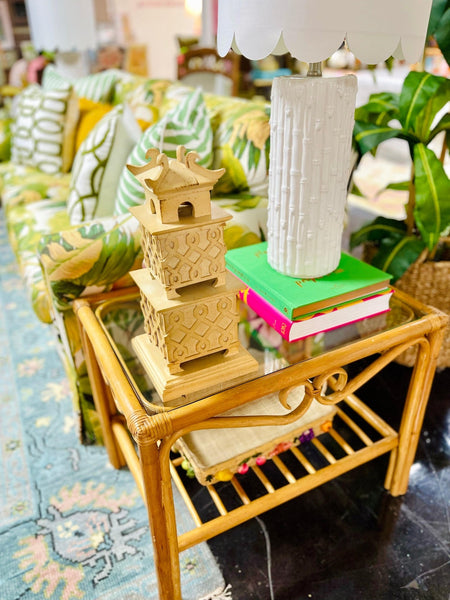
[132,334,259,406]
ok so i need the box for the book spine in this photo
[226,260,292,317]
[238,286,293,340]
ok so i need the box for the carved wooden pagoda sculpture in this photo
[129,146,258,405]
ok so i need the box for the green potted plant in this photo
[427,0,450,67]
[350,69,450,366]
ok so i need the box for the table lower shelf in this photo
[112,392,398,553]
[169,394,398,552]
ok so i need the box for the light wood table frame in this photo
[74,288,448,600]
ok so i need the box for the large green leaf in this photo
[350,217,406,249]
[353,121,400,156]
[429,113,450,143]
[414,143,450,251]
[354,92,400,126]
[39,218,141,304]
[434,6,450,65]
[415,78,450,141]
[372,181,410,199]
[349,182,364,197]
[427,0,449,36]
[382,181,410,192]
[83,226,140,288]
[371,236,426,282]
[399,71,448,134]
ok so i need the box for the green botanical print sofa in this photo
[1,69,270,443]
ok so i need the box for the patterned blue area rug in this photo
[0,211,230,600]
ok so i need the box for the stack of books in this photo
[226,242,393,343]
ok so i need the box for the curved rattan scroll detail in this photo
[151,337,431,455]
[319,337,430,405]
[163,336,430,448]
[278,368,347,412]
[314,368,347,398]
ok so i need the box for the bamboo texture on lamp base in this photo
[268,75,357,279]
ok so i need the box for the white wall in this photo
[113,0,198,79]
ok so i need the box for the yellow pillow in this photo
[137,117,153,131]
[75,98,112,151]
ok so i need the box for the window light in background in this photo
[25,0,97,78]
[185,0,203,37]
[185,0,217,47]
[217,0,433,278]
[185,0,202,17]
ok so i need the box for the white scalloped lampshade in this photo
[25,0,97,52]
[217,0,433,279]
[217,0,432,65]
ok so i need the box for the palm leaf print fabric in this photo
[114,88,213,215]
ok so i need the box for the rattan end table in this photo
[74,287,448,600]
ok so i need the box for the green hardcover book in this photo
[225,242,391,320]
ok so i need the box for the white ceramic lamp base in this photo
[267,75,357,278]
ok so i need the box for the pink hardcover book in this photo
[239,285,393,342]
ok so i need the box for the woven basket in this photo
[362,241,450,368]
[394,251,450,368]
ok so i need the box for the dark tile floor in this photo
[203,362,450,600]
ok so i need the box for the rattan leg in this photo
[79,321,125,469]
[139,439,182,600]
[387,327,445,496]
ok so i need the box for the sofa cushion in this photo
[0,110,11,162]
[213,193,268,249]
[38,214,142,311]
[206,96,271,196]
[67,104,141,224]
[114,87,213,215]
[11,84,79,175]
[0,162,37,197]
[1,164,71,211]
[42,65,121,104]
[6,196,70,323]
[112,72,148,104]
[159,82,197,116]
[113,77,171,129]
[160,85,271,196]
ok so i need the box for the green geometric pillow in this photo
[11,84,79,175]
[114,87,213,215]
[42,65,121,103]
[67,104,141,224]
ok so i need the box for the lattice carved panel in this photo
[141,223,227,297]
[141,292,240,371]
[140,293,167,359]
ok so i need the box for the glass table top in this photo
[95,291,420,413]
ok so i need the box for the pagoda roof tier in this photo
[127,146,225,197]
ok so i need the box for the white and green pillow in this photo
[114,87,213,215]
[11,84,79,175]
[42,65,121,104]
[41,65,73,92]
[67,104,141,224]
